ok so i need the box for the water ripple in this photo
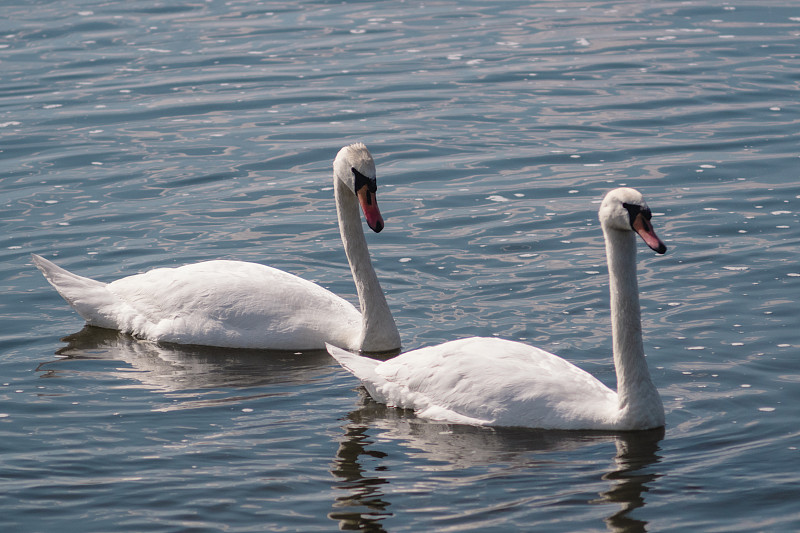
[2,1,800,531]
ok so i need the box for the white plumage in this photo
[328,188,668,430]
[328,337,620,428]
[34,143,400,352]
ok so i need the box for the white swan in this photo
[33,143,401,352]
[327,187,667,430]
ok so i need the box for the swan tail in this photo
[326,343,491,425]
[326,343,393,402]
[326,343,381,379]
[32,254,121,329]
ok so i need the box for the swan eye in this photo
[352,167,377,193]
[622,202,651,227]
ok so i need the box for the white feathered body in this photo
[34,255,362,350]
[328,338,626,429]
[327,187,668,431]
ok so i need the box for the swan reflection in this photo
[36,325,334,411]
[330,391,663,532]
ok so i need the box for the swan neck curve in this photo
[604,227,663,426]
[335,177,400,352]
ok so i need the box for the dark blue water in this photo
[2,0,799,531]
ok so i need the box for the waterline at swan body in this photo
[328,188,667,430]
[34,143,401,353]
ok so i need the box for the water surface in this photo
[2,1,799,531]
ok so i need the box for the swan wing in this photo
[330,337,619,429]
[36,256,362,350]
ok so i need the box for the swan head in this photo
[599,188,667,254]
[334,143,384,233]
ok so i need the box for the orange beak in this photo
[357,187,384,233]
[632,212,667,254]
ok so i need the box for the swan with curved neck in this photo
[33,143,401,352]
[328,188,667,430]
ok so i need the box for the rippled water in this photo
[2,0,800,531]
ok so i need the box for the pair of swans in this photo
[34,143,667,431]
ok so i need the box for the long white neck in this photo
[334,178,400,352]
[603,228,663,426]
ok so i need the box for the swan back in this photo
[35,254,364,350]
[105,260,364,349]
[329,338,621,429]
